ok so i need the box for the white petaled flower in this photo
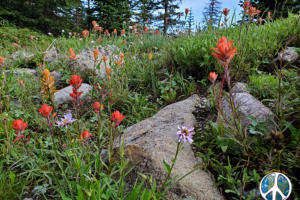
[129,26,132,29]
[133,56,136,60]
[91,40,95,44]
[140,41,143,45]
[48,33,52,36]
[123,21,126,24]
[62,30,64,33]
[69,32,72,35]
[130,42,134,46]
[79,38,83,41]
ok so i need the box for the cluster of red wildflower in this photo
[69,74,83,109]
[12,119,28,143]
[155,29,159,36]
[144,26,148,33]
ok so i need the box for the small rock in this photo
[219,93,275,131]
[50,70,62,84]
[160,78,168,84]
[5,68,38,77]
[278,47,299,63]
[231,82,249,93]
[10,51,35,63]
[54,83,92,105]
[23,198,33,200]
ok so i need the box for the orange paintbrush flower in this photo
[0,57,4,67]
[137,33,141,38]
[245,7,261,17]
[121,29,125,35]
[13,43,18,47]
[67,48,79,61]
[242,0,251,11]
[106,67,113,74]
[120,53,124,60]
[210,37,237,67]
[267,12,271,18]
[258,18,262,23]
[41,68,60,98]
[221,8,230,16]
[208,72,218,83]
[148,53,153,60]
[156,29,159,36]
[179,13,182,19]
[30,36,34,41]
[16,79,25,86]
[103,55,108,62]
[165,17,168,21]
[82,29,89,38]
[92,21,97,26]
[132,25,136,31]
[93,49,99,60]
[113,29,117,34]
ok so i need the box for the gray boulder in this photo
[4,69,61,84]
[231,82,249,93]
[69,45,119,78]
[54,83,92,105]
[220,93,275,131]
[278,47,299,63]
[10,51,35,63]
[114,94,224,200]
[44,46,60,65]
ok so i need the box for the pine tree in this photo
[185,7,195,31]
[155,0,182,34]
[202,0,222,27]
[92,0,132,32]
[132,0,159,26]
[0,0,81,35]
[251,0,300,19]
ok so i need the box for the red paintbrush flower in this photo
[221,8,230,16]
[111,111,125,128]
[93,102,104,113]
[208,72,218,84]
[78,130,93,141]
[12,119,28,132]
[69,74,82,90]
[39,104,55,118]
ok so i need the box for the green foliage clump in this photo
[0,27,52,50]
[169,13,300,81]
[248,73,279,99]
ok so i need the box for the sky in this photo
[177,0,243,27]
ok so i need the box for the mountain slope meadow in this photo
[0,2,300,200]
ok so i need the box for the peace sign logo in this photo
[259,172,292,200]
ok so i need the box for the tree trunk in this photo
[88,0,90,30]
[76,7,79,26]
[164,0,168,34]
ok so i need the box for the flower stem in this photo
[157,142,181,193]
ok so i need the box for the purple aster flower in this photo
[173,125,195,144]
[55,113,76,128]
[113,55,119,61]
[48,32,52,36]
